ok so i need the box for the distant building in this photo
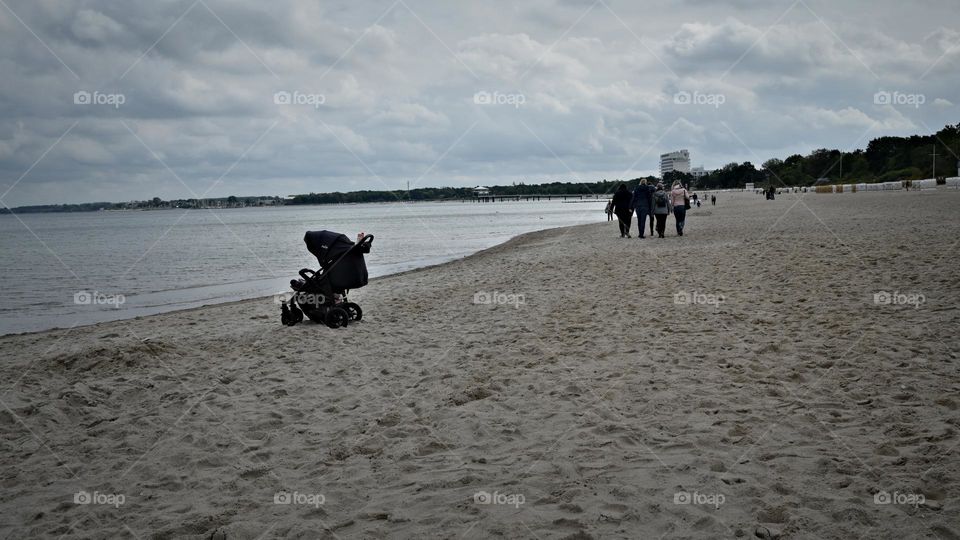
[473,186,490,196]
[660,150,691,177]
[690,166,709,179]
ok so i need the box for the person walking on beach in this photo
[652,183,671,238]
[711,194,716,206]
[611,184,633,238]
[631,179,655,238]
[605,200,614,221]
[670,181,689,236]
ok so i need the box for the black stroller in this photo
[281,230,374,328]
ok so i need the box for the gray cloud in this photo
[0,0,957,205]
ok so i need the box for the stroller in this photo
[281,230,374,328]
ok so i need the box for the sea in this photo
[0,200,605,334]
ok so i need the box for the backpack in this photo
[654,191,668,208]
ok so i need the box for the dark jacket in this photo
[631,185,655,213]
[612,189,632,215]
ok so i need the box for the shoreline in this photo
[0,223,584,339]
[6,186,950,338]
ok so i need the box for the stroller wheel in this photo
[343,302,362,321]
[325,307,350,328]
[290,303,304,324]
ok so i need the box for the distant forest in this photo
[285,121,960,202]
[4,122,957,213]
[671,122,960,190]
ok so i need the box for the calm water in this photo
[0,200,605,334]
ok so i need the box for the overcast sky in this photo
[0,0,957,205]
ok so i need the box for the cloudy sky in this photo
[0,0,957,205]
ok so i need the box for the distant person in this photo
[631,179,655,238]
[605,200,614,221]
[652,183,671,238]
[670,181,689,236]
[612,184,633,238]
[711,194,716,206]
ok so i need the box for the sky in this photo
[0,0,957,206]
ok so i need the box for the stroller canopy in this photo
[304,230,355,268]
[303,230,370,290]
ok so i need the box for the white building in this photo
[690,166,708,179]
[660,150,691,177]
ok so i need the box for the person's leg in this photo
[674,206,686,235]
[655,214,666,237]
[649,213,655,236]
[636,211,647,237]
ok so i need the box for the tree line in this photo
[5,122,957,213]
[671,122,960,189]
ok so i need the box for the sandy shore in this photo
[1,189,958,539]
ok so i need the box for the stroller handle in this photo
[358,234,374,249]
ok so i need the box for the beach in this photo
[1,190,958,539]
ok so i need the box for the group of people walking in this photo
[608,181,690,239]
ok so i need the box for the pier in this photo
[470,193,607,202]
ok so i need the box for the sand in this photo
[1,189,958,539]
